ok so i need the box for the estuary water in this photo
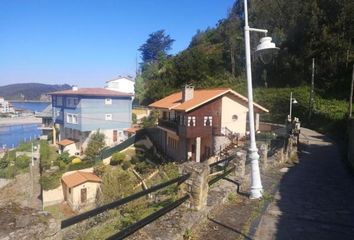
[0,102,50,149]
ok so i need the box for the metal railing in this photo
[61,173,190,239]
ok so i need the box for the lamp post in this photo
[243,0,279,199]
[289,92,298,120]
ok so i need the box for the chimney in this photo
[72,85,78,91]
[182,84,194,102]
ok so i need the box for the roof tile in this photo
[61,171,101,188]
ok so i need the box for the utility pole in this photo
[308,58,315,120]
[349,64,354,118]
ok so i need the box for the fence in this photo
[61,173,190,239]
[95,130,146,161]
[208,155,236,186]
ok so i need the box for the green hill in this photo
[0,83,71,100]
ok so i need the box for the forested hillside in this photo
[0,83,71,100]
[135,0,353,134]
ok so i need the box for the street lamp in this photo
[243,0,279,199]
[289,92,298,120]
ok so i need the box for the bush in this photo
[122,161,132,170]
[57,152,70,164]
[110,152,126,166]
[67,161,94,171]
[40,172,62,190]
[94,163,107,177]
[71,158,81,164]
[0,166,16,179]
[0,158,9,169]
[130,156,140,165]
[15,155,30,169]
[135,161,150,175]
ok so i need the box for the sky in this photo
[0,0,235,87]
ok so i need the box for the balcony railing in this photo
[158,118,179,132]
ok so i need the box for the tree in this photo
[84,130,106,161]
[138,30,175,63]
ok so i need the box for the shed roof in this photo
[61,171,102,188]
[149,88,269,113]
[57,139,75,146]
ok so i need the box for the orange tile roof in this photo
[57,139,75,146]
[61,171,102,188]
[149,88,269,113]
[49,88,133,97]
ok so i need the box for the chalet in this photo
[49,86,133,156]
[149,86,269,162]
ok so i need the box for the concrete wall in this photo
[221,94,248,137]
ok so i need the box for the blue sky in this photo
[0,0,235,87]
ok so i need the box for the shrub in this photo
[135,161,150,175]
[57,152,70,164]
[67,161,94,171]
[71,158,81,164]
[40,172,62,190]
[94,163,107,177]
[15,155,30,169]
[85,130,106,161]
[110,152,126,166]
[0,166,16,179]
[130,156,140,165]
[122,161,132,170]
[0,158,9,169]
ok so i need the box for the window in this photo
[66,113,78,124]
[68,188,71,194]
[187,116,196,127]
[204,116,213,126]
[232,114,238,121]
[66,97,79,108]
[57,96,63,106]
[105,114,112,121]
[105,98,112,105]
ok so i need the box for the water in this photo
[11,102,50,112]
[0,102,47,149]
[0,124,40,149]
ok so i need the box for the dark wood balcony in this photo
[158,118,179,133]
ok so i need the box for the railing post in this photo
[233,151,246,181]
[179,162,209,210]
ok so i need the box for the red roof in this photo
[49,88,133,97]
[149,88,269,113]
[57,139,75,146]
[62,171,102,188]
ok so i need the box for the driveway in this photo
[255,128,354,239]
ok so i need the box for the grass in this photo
[45,204,65,220]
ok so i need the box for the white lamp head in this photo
[255,37,279,64]
[292,98,298,104]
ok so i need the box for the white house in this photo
[61,171,102,211]
[105,76,135,95]
[0,97,15,113]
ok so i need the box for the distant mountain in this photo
[0,83,72,101]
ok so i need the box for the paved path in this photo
[255,128,354,240]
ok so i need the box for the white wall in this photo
[69,181,99,210]
[221,94,249,137]
[106,78,135,94]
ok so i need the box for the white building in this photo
[105,76,135,95]
[0,97,15,113]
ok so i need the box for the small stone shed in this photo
[61,171,101,211]
[57,139,77,156]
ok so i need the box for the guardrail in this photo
[61,173,190,239]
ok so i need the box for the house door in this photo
[81,188,87,203]
[113,130,118,142]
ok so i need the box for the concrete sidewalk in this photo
[254,128,354,240]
